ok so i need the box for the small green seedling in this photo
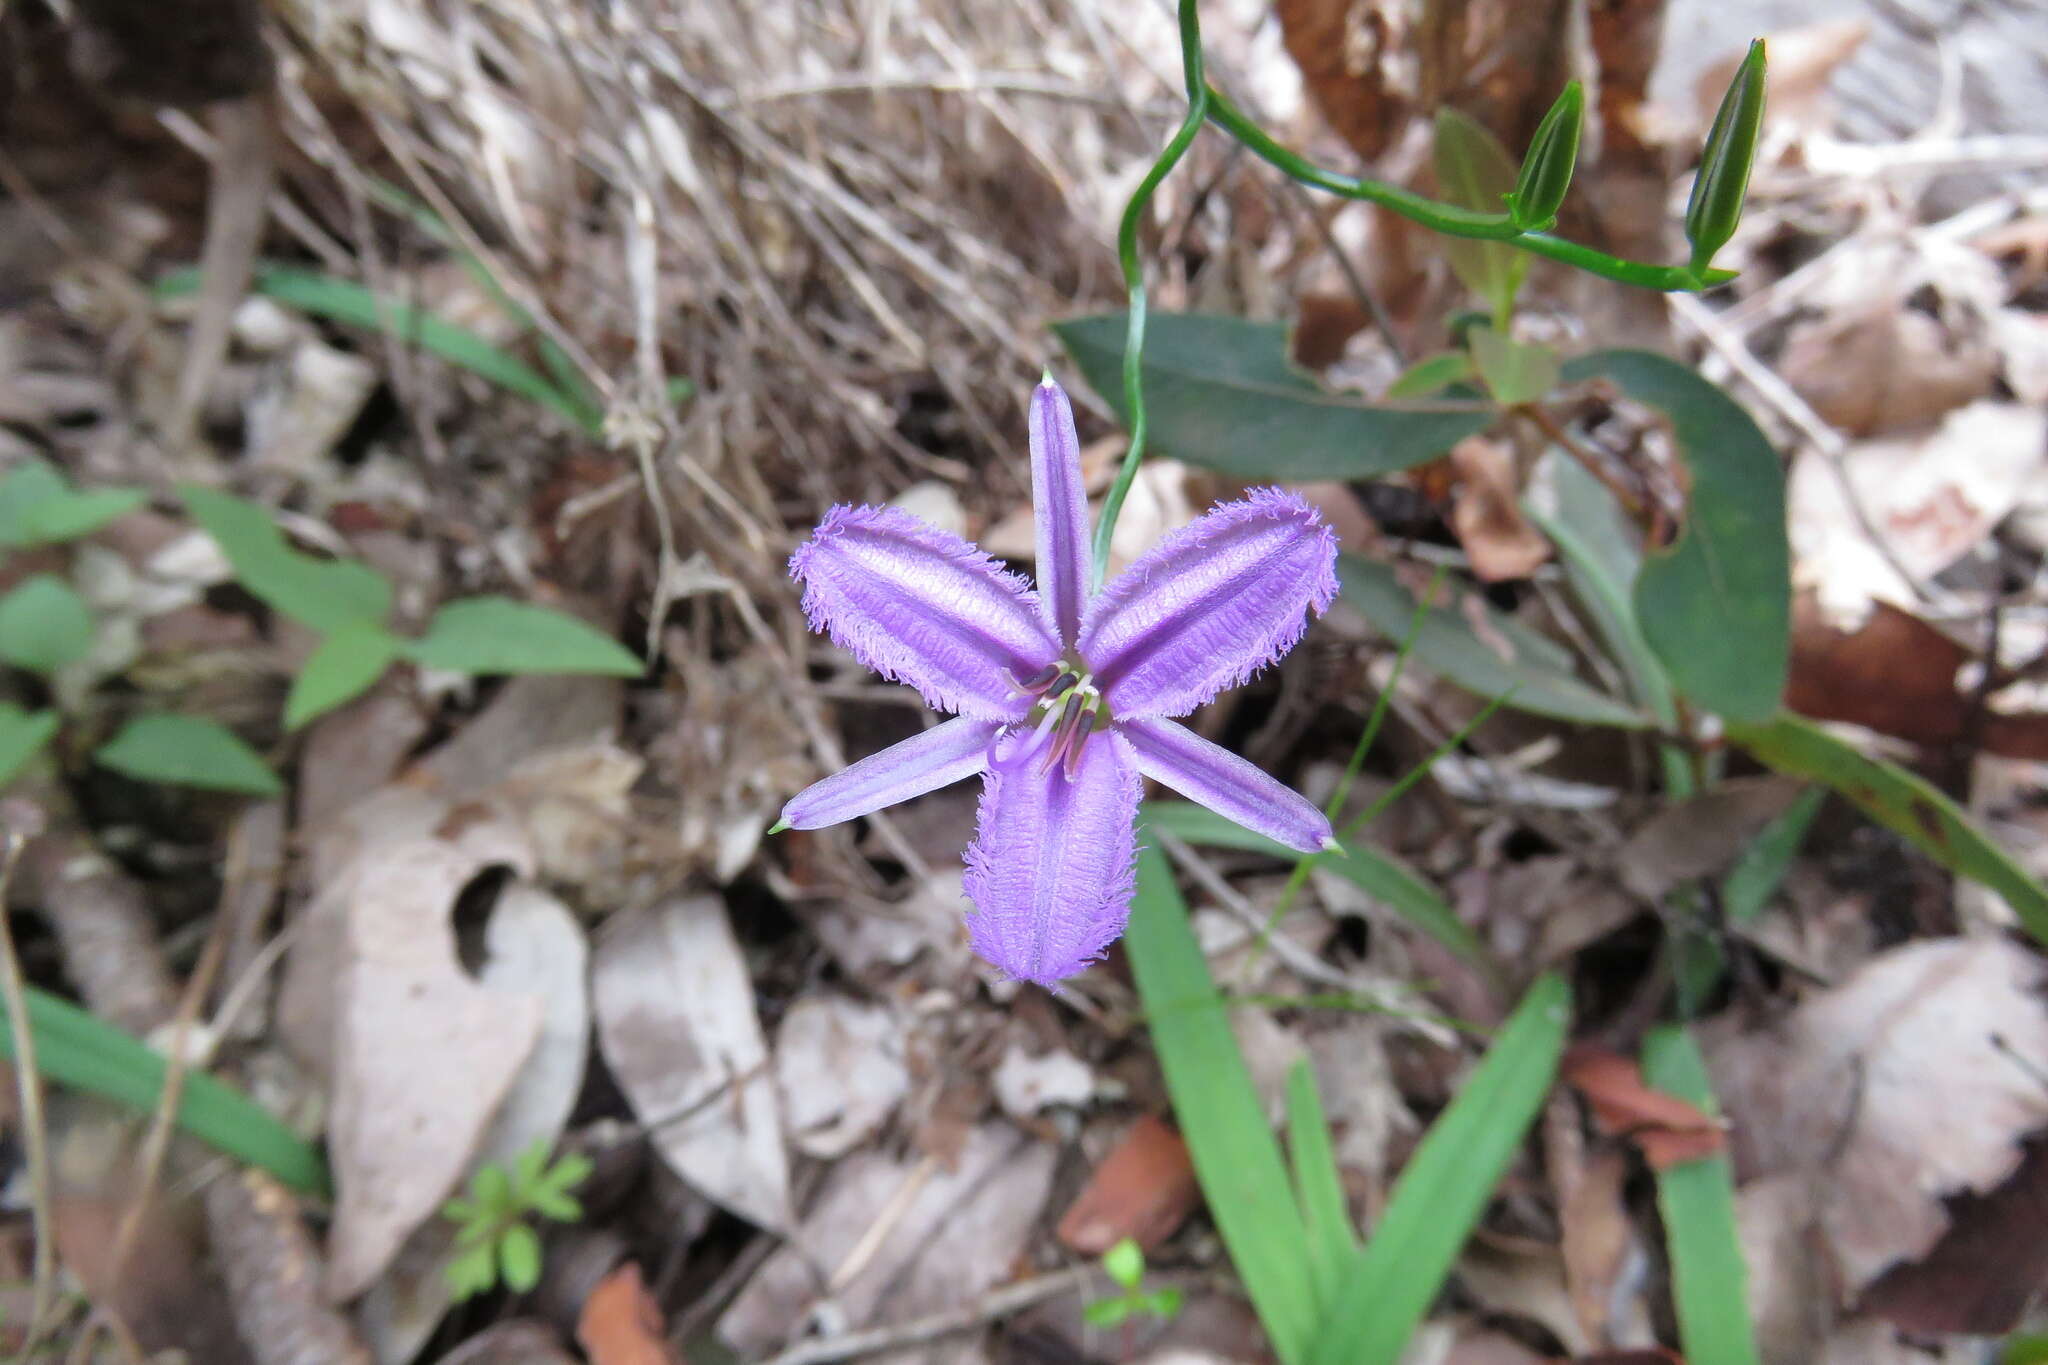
[1082,1237,1184,1331]
[441,1138,593,1300]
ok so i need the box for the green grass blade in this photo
[1309,973,1571,1365]
[156,265,598,435]
[1285,1058,1356,1313]
[1721,786,1822,925]
[0,986,328,1197]
[1641,1025,1761,1365]
[1128,847,1318,1364]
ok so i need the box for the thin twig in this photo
[0,811,57,1357]
[1514,402,1648,524]
[759,1265,1095,1365]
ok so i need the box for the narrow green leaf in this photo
[498,1222,543,1293]
[284,622,402,730]
[1722,786,1823,924]
[1468,326,1561,405]
[95,714,282,796]
[1564,350,1789,722]
[1054,313,1494,481]
[156,266,601,435]
[403,596,641,677]
[0,574,95,674]
[0,704,59,788]
[0,461,147,548]
[1339,555,1648,728]
[1432,108,1528,325]
[1384,351,1475,399]
[1684,40,1768,277]
[0,985,327,1196]
[1309,973,1572,1365]
[179,485,392,634]
[530,1189,583,1223]
[1506,82,1583,233]
[1729,713,2048,948]
[1141,800,1496,975]
[1127,847,1318,1365]
[1642,1026,1762,1365]
[1285,1059,1356,1312]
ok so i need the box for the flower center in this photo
[1006,661,1108,778]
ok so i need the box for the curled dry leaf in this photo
[325,838,546,1301]
[1708,937,2048,1301]
[773,992,910,1159]
[719,1123,1056,1356]
[1561,1045,1724,1170]
[1448,437,1551,582]
[1056,1113,1201,1255]
[594,896,790,1231]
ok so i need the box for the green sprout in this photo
[1082,1237,1185,1331]
[441,1138,593,1300]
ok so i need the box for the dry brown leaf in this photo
[1855,1137,2048,1336]
[1615,776,1810,902]
[1779,300,1999,438]
[1056,1114,1200,1255]
[1449,437,1551,582]
[1709,938,2048,1301]
[576,1263,682,1365]
[594,896,790,1232]
[1561,1045,1725,1170]
[774,992,910,1159]
[719,1123,1055,1356]
[325,837,545,1301]
[1789,402,2048,625]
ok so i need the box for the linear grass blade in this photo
[1642,1025,1761,1365]
[0,986,328,1197]
[1286,1058,1356,1313]
[1127,847,1317,1364]
[1309,972,1570,1365]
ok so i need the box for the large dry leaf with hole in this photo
[594,896,790,1231]
[325,837,546,1301]
[1788,401,2048,626]
[1707,937,2048,1300]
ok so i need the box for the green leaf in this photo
[1054,313,1494,482]
[1141,800,1496,977]
[537,1150,594,1196]
[1127,847,1318,1365]
[0,461,146,548]
[1082,1298,1134,1330]
[0,575,95,674]
[1642,1026,1763,1365]
[497,1222,543,1293]
[0,704,59,788]
[179,486,392,634]
[1729,713,2048,948]
[1468,327,1560,406]
[1144,1287,1185,1320]
[1384,351,1475,399]
[1432,108,1528,325]
[1339,555,1648,728]
[1565,350,1789,722]
[94,714,282,796]
[1722,786,1823,924]
[473,1163,513,1213]
[1684,39,1768,277]
[529,1188,583,1223]
[403,596,641,677]
[1308,974,1572,1365]
[1285,1059,1356,1311]
[284,622,401,730]
[446,1241,498,1301]
[0,985,327,1196]
[156,266,602,436]
[1103,1238,1144,1290]
[1506,82,1583,233]
[513,1139,550,1191]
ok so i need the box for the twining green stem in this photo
[1085,2,1730,572]
[1089,0,1211,589]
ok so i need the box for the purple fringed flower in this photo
[780,377,1340,987]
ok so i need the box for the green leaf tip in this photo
[1685,38,1768,277]
[1506,80,1583,233]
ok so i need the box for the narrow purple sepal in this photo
[1029,377,1091,649]
[1118,717,1334,854]
[781,716,1002,830]
[964,728,1142,987]
[790,504,1060,721]
[1077,489,1339,719]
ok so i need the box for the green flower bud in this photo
[1684,39,1768,279]
[1506,81,1583,233]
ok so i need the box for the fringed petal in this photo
[1118,717,1335,854]
[781,716,1002,830]
[1029,377,1091,649]
[1078,489,1338,719]
[964,727,1141,987]
[791,504,1059,720]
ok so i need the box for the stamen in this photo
[1061,707,1099,778]
[1040,695,1095,776]
[1006,662,1062,695]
